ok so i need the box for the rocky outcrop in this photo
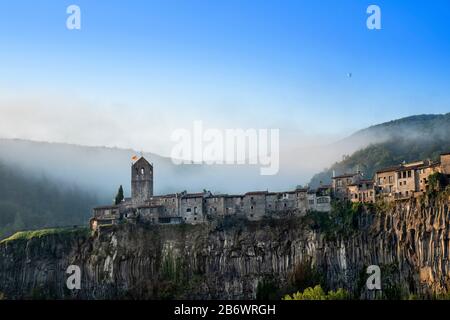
[0,196,449,299]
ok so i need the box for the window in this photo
[403,172,406,179]
[141,168,145,175]
[186,208,191,213]
[389,176,393,183]
[317,197,329,204]
[408,171,412,178]
[398,172,401,179]
[308,200,315,205]
[194,207,198,214]
[250,206,254,210]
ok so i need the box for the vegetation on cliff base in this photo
[283,285,349,300]
[0,226,89,244]
[256,259,327,300]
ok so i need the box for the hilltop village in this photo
[90,153,450,231]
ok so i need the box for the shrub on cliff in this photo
[283,285,349,300]
[306,201,364,239]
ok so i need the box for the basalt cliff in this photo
[0,194,449,300]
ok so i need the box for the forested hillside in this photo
[0,161,97,239]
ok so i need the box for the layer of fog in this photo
[1,94,445,203]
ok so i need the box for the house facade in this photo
[332,172,363,200]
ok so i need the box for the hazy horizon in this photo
[1,1,450,158]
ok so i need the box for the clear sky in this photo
[0,0,449,155]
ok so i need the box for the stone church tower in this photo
[131,157,153,205]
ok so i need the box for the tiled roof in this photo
[183,192,207,198]
[245,191,269,195]
[93,205,118,210]
[332,173,358,179]
[396,164,424,171]
[136,204,163,209]
[376,165,402,174]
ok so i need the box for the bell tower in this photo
[131,157,153,205]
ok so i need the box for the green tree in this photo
[115,185,124,205]
[428,172,448,191]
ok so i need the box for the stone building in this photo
[440,153,450,175]
[373,155,449,201]
[375,166,399,197]
[180,192,211,224]
[205,194,226,217]
[348,179,375,203]
[395,161,425,199]
[131,157,153,206]
[332,172,363,200]
[224,195,245,216]
[243,191,268,220]
[307,186,332,212]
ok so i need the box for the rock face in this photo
[0,196,449,299]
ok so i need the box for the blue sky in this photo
[0,0,449,155]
